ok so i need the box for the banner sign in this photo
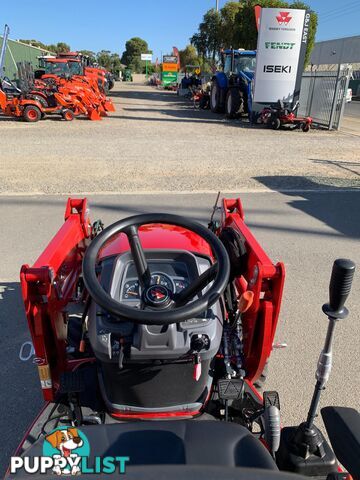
[163,55,178,64]
[162,63,178,72]
[141,53,152,61]
[253,8,309,104]
[254,5,262,32]
[162,71,178,86]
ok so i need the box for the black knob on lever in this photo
[322,259,355,319]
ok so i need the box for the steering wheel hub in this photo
[144,284,172,308]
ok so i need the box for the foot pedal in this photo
[263,390,280,409]
[218,379,244,400]
[59,371,85,394]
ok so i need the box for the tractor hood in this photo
[99,224,213,260]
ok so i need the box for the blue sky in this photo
[2,0,360,60]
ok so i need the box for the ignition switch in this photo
[190,334,210,352]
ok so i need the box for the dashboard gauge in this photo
[174,279,189,293]
[123,280,140,299]
[150,273,174,292]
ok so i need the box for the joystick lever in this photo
[277,259,355,476]
[306,259,355,430]
[322,258,355,319]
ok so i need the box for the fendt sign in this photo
[253,8,309,104]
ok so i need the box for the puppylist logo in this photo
[10,426,130,476]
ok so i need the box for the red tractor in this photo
[36,57,115,119]
[259,100,312,132]
[6,197,358,479]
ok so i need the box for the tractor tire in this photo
[199,94,210,110]
[62,109,75,121]
[301,122,310,132]
[23,105,41,123]
[225,88,242,119]
[270,115,281,130]
[210,81,224,113]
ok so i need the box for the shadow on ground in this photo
[110,85,257,127]
[254,175,360,239]
[0,282,43,477]
[311,159,360,177]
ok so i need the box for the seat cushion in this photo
[24,420,277,470]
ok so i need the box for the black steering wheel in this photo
[82,213,230,325]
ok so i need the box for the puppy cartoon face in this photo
[46,428,83,457]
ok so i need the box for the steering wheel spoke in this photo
[174,263,218,307]
[124,225,151,289]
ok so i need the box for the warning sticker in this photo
[38,364,52,389]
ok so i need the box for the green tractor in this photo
[123,68,133,82]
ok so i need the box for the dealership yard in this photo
[0,81,360,475]
[0,82,359,195]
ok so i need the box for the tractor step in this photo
[263,390,281,410]
[218,379,245,400]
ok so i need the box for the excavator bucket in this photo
[0,90,8,111]
[88,108,102,121]
[104,99,115,112]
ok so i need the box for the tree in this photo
[219,2,243,49]
[55,42,71,53]
[121,37,151,73]
[19,40,71,54]
[78,50,96,64]
[97,50,112,70]
[109,53,123,76]
[46,42,71,54]
[292,1,318,66]
[19,39,50,50]
[191,9,222,62]
[179,45,200,70]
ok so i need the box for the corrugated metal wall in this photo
[0,37,53,79]
[310,36,360,66]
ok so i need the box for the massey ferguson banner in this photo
[253,8,310,104]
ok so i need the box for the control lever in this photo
[277,259,355,476]
[306,259,355,430]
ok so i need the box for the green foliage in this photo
[96,51,123,75]
[191,0,318,68]
[121,37,151,73]
[292,1,318,65]
[191,9,222,62]
[179,45,200,70]
[78,50,96,64]
[219,2,243,49]
[97,50,112,70]
[19,39,49,50]
[18,39,70,54]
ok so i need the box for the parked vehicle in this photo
[259,100,313,132]
[346,88,352,102]
[210,49,256,118]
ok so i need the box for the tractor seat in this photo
[25,420,277,470]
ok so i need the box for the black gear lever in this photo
[323,258,355,319]
[277,258,356,475]
[305,259,355,431]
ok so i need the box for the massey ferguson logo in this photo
[276,11,292,25]
[263,65,292,73]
